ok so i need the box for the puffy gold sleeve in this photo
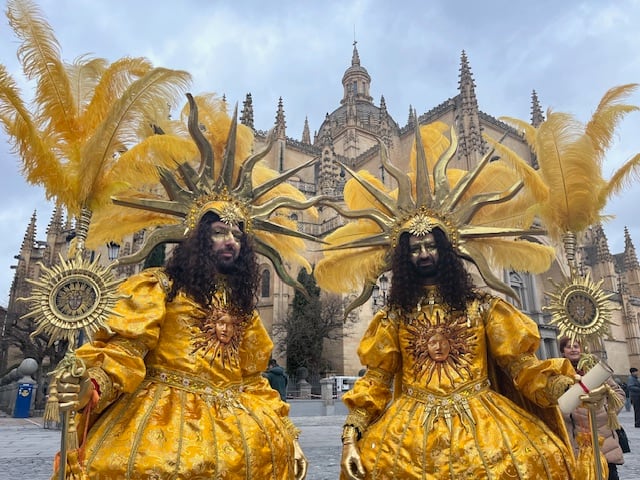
[342,309,400,436]
[485,298,575,407]
[238,311,295,431]
[76,269,168,412]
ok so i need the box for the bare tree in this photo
[274,268,354,392]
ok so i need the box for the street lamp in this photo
[372,273,390,309]
[106,242,120,261]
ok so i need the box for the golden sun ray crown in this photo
[316,119,551,314]
[110,93,322,293]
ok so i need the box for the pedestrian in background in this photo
[628,367,640,427]
[265,359,289,401]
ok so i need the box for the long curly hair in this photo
[389,228,478,314]
[164,212,259,317]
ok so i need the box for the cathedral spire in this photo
[593,224,613,263]
[46,205,63,235]
[456,50,486,164]
[22,210,37,251]
[531,90,545,127]
[302,116,311,145]
[274,97,286,139]
[240,93,254,130]
[624,227,640,270]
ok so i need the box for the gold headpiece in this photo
[315,120,556,313]
[90,94,320,292]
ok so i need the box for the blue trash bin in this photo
[13,383,34,418]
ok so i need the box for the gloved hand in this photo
[56,369,94,412]
[293,438,308,480]
[580,383,608,407]
[341,426,365,480]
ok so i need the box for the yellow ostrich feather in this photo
[79,68,191,211]
[463,159,542,229]
[586,83,639,162]
[344,170,391,212]
[535,111,605,239]
[315,220,388,294]
[1,0,192,219]
[471,238,556,274]
[409,121,450,172]
[257,215,312,274]
[501,84,640,241]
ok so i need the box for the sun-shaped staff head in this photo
[24,254,121,347]
[315,120,556,314]
[100,94,321,293]
[545,272,616,347]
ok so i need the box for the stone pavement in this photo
[2,408,640,479]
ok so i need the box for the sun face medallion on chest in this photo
[405,309,476,384]
[192,304,245,368]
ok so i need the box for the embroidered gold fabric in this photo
[341,295,577,479]
[73,268,299,479]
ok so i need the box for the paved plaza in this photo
[2,407,640,479]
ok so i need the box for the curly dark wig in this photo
[389,228,479,314]
[164,212,259,317]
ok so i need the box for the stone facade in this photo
[3,44,640,384]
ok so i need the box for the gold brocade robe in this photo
[67,268,299,479]
[342,294,577,480]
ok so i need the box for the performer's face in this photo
[210,221,242,270]
[562,341,582,365]
[215,314,235,344]
[409,233,439,281]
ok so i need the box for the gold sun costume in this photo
[342,292,576,479]
[314,122,579,479]
[71,268,299,479]
[30,93,316,479]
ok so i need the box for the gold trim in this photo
[87,366,117,414]
[364,367,394,387]
[111,337,149,359]
[344,408,370,435]
[403,378,491,432]
[547,374,575,403]
[504,353,537,380]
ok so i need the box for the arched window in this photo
[261,269,271,298]
[509,271,532,313]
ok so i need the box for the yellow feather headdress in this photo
[315,121,555,313]
[97,94,320,292]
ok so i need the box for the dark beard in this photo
[412,262,439,282]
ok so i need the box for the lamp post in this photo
[372,274,390,310]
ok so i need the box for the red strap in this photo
[577,380,590,394]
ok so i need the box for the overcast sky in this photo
[0,0,639,304]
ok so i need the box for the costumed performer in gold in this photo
[314,121,581,479]
[53,94,315,479]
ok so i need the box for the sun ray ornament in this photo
[105,93,323,294]
[315,116,556,317]
[501,84,640,349]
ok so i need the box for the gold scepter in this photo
[23,207,122,480]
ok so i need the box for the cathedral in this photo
[3,44,640,386]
